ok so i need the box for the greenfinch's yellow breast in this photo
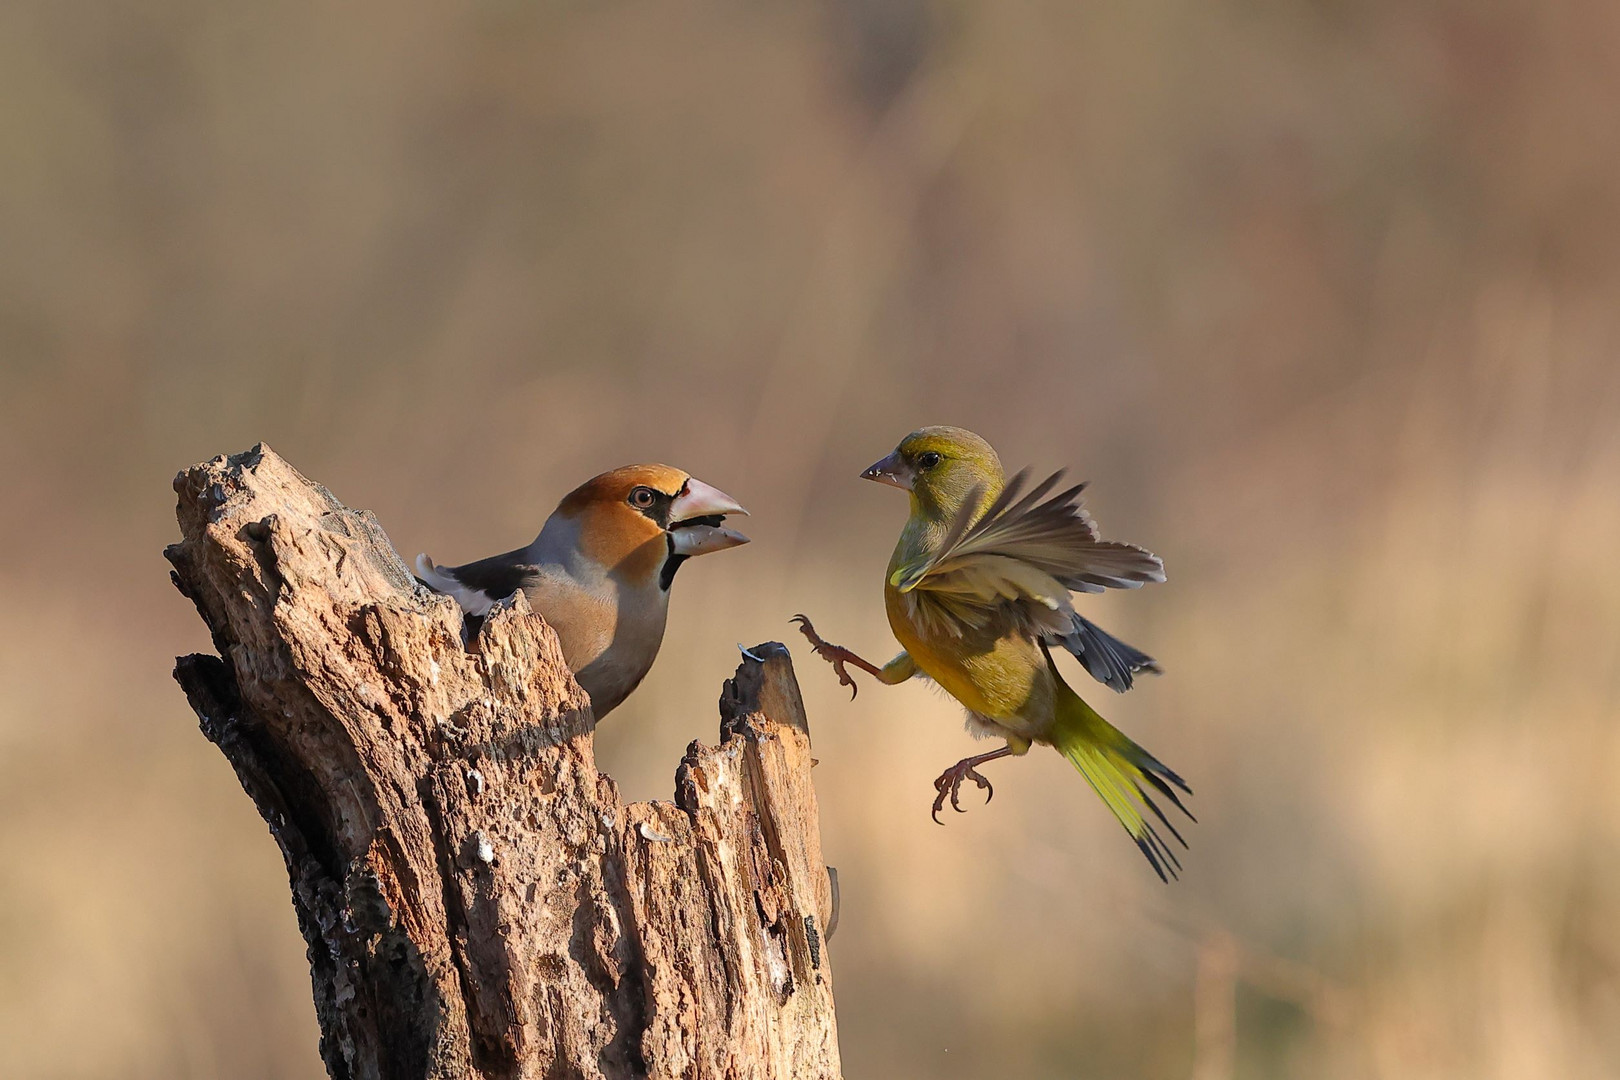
[884,582,1052,727]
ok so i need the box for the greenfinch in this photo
[793,426,1193,880]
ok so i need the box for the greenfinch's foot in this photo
[791,614,875,699]
[930,747,1016,824]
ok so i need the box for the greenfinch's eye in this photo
[917,451,942,470]
[630,486,657,508]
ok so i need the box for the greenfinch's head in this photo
[861,425,1005,518]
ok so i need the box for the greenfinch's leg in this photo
[791,615,916,699]
[931,744,1019,823]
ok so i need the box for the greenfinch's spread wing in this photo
[893,469,1165,639]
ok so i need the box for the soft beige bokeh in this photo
[3,2,1618,1077]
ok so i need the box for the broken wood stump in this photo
[166,445,841,1080]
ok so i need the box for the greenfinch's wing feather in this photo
[894,469,1164,638]
[1050,612,1163,692]
[911,554,1076,634]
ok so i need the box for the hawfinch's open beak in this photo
[669,477,750,557]
[671,477,748,521]
[861,450,914,491]
[671,524,749,556]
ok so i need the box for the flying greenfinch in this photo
[793,426,1193,880]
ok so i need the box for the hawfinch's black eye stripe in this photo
[629,486,678,527]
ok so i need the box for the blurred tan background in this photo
[3,1,1619,1077]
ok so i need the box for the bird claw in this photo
[791,614,860,699]
[930,759,995,824]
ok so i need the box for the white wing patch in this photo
[415,554,498,616]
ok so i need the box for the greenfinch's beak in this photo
[861,450,913,490]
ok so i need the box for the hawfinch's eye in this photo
[630,486,657,508]
[917,451,942,469]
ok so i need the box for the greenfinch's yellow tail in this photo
[1048,663,1193,881]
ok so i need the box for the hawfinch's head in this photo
[556,464,749,589]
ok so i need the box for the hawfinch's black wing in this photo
[416,549,540,616]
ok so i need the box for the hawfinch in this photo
[791,426,1192,880]
[417,465,748,719]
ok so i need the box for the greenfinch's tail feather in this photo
[1050,673,1193,882]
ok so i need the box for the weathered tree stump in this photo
[165,445,841,1080]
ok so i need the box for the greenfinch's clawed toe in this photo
[796,426,1192,881]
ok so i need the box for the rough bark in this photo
[165,445,841,1080]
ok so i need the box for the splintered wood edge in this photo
[708,641,837,938]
